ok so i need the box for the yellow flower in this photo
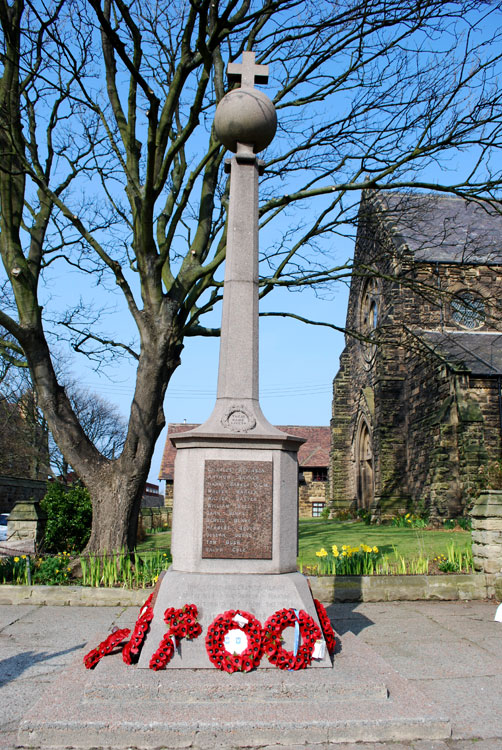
[21,555,26,560]
[342,550,347,556]
[333,550,339,557]
[332,544,338,554]
[67,566,71,571]
[163,553,167,558]
[14,556,20,562]
[55,569,59,573]
[405,513,410,518]
[372,546,378,553]
[342,544,348,550]
[316,548,328,558]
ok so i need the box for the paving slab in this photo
[1,600,502,749]
[412,674,502,740]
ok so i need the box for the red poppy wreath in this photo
[262,608,321,671]
[149,603,202,671]
[205,609,263,673]
[314,599,336,655]
[84,627,131,669]
[122,593,155,665]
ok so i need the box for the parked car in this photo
[0,514,9,542]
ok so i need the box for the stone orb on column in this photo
[214,88,277,154]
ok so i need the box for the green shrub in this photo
[41,482,92,553]
[32,552,74,584]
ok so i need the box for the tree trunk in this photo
[84,466,146,552]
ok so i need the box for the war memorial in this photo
[17,54,452,749]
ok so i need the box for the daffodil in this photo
[14,556,20,563]
[333,550,339,557]
[316,548,328,558]
[372,546,378,553]
[21,555,26,560]
[332,544,338,554]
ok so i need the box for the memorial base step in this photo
[18,632,451,749]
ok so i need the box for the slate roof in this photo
[374,192,502,264]
[420,331,502,375]
[158,424,330,481]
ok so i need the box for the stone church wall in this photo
[330,193,502,520]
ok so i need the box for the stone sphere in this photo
[214,88,277,154]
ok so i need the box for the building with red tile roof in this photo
[159,423,330,518]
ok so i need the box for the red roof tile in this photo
[158,424,330,480]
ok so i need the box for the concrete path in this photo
[1,599,501,749]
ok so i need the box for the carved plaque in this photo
[202,460,273,559]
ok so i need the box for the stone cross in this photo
[227,51,269,88]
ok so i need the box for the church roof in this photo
[158,423,330,480]
[420,331,502,375]
[375,192,502,264]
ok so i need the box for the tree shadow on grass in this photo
[0,644,84,688]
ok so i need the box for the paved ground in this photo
[1,599,501,749]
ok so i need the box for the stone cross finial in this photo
[227,51,269,88]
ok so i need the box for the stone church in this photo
[330,191,502,521]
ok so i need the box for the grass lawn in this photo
[137,530,171,553]
[137,520,471,569]
[298,518,471,567]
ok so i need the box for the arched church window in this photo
[451,291,485,329]
[356,420,374,511]
[360,277,380,364]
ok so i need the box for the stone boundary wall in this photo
[1,573,500,605]
[471,490,502,574]
[0,475,47,514]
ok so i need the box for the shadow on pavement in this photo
[0,645,84,688]
[325,602,375,637]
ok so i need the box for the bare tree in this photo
[1,0,502,551]
[50,384,127,479]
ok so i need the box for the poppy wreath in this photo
[164,603,203,640]
[122,593,155,665]
[314,599,336,655]
[83,627,131,669]
[205,609,263,673]
[149,632,175,671]
[262,608,321,671]
[149,603,202,671]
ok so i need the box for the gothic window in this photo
[360,277,380,364]
[451,291,485,329]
